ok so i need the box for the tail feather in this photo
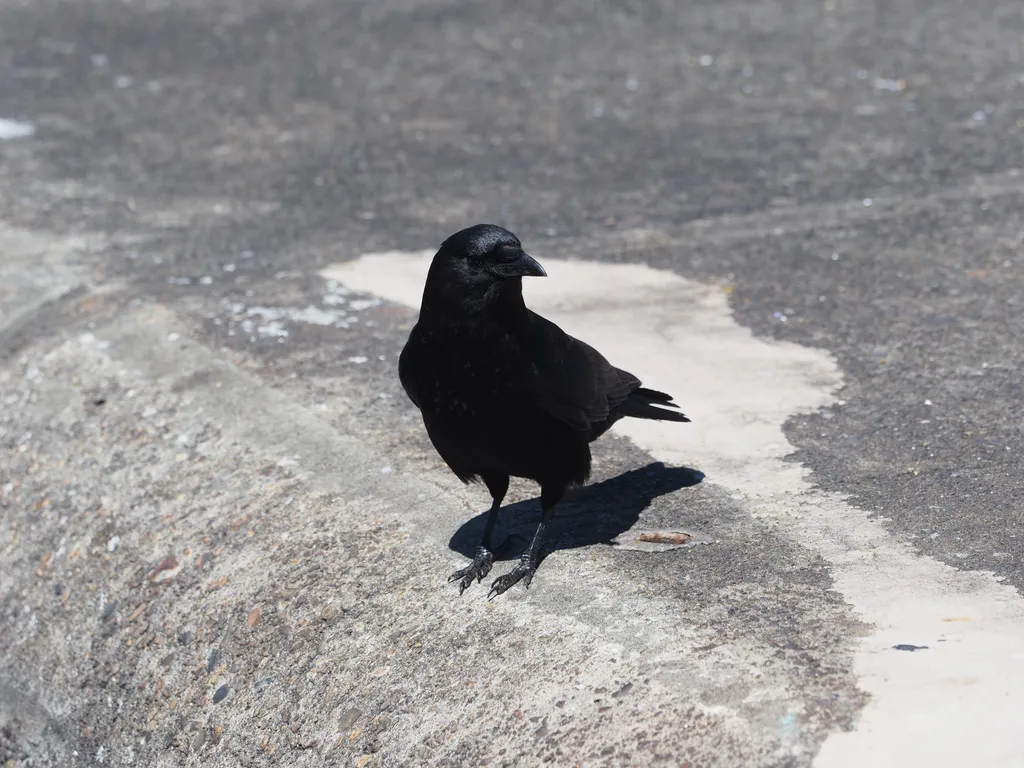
[633,387,679,406]
[618,388,691,423]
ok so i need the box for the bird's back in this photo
[400,313,594,485]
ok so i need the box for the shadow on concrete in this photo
[448,462,704,561]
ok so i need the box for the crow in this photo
[398,224,690,597]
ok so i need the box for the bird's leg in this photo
[449,499,500,594]
[449,474,508,594]
[488,484,563,598]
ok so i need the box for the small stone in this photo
[320,605,339,623]
[612,682,633,698]
[207,648,221,672]
[37,551,54,576]
[102,601,118,620]
[253,676,275,693]
[177,630,191,646]
[338,708,361,729]
[128,603,147,622]
[247,607,261,628]
[54,583,64,597]
[148,554,181,585]
[212,684,229,704]
[206,576,228,591]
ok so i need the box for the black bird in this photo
[398,224,690,597]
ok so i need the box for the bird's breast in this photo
[405,337,523,415]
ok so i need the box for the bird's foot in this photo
[488,557,537,598]
[448,546,494,595]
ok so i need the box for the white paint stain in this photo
[0,118,35,140]
[247,305,344,327]
[322,251,1024,767]
[216,287,383,341]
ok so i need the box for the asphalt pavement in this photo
[1,0,1023,766]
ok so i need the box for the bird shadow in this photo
[448,462,705,562]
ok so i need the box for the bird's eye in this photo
[491,244,520,261]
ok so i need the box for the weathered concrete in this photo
[4,0,1024,764]
[1,231,864,765]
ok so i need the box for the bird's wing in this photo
[524,310,639,431]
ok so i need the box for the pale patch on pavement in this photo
[323,250,1024,768]
[0,118,35,140]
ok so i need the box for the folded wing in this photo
[525,311,688,432]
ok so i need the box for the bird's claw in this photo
[487,561,536,599]
[448,546,494,595]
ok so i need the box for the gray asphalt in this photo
[1,0,1022,765]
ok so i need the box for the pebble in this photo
[206,575,229,591]
[37,551,54,576]
[149,554,181,585]
[320,605,339,623]
[102,601,118,620]
[253,676,275,693]
[207,648,221,672]
[338,708,361,729]
[213,684,229,704]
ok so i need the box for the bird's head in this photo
[433,224,547,284]
[420,224,546,317]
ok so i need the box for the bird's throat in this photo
[423,275,527,326]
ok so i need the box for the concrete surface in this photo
[332,252,1024,767]
[2,0,1024,766]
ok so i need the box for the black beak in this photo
[493,250,547,278]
